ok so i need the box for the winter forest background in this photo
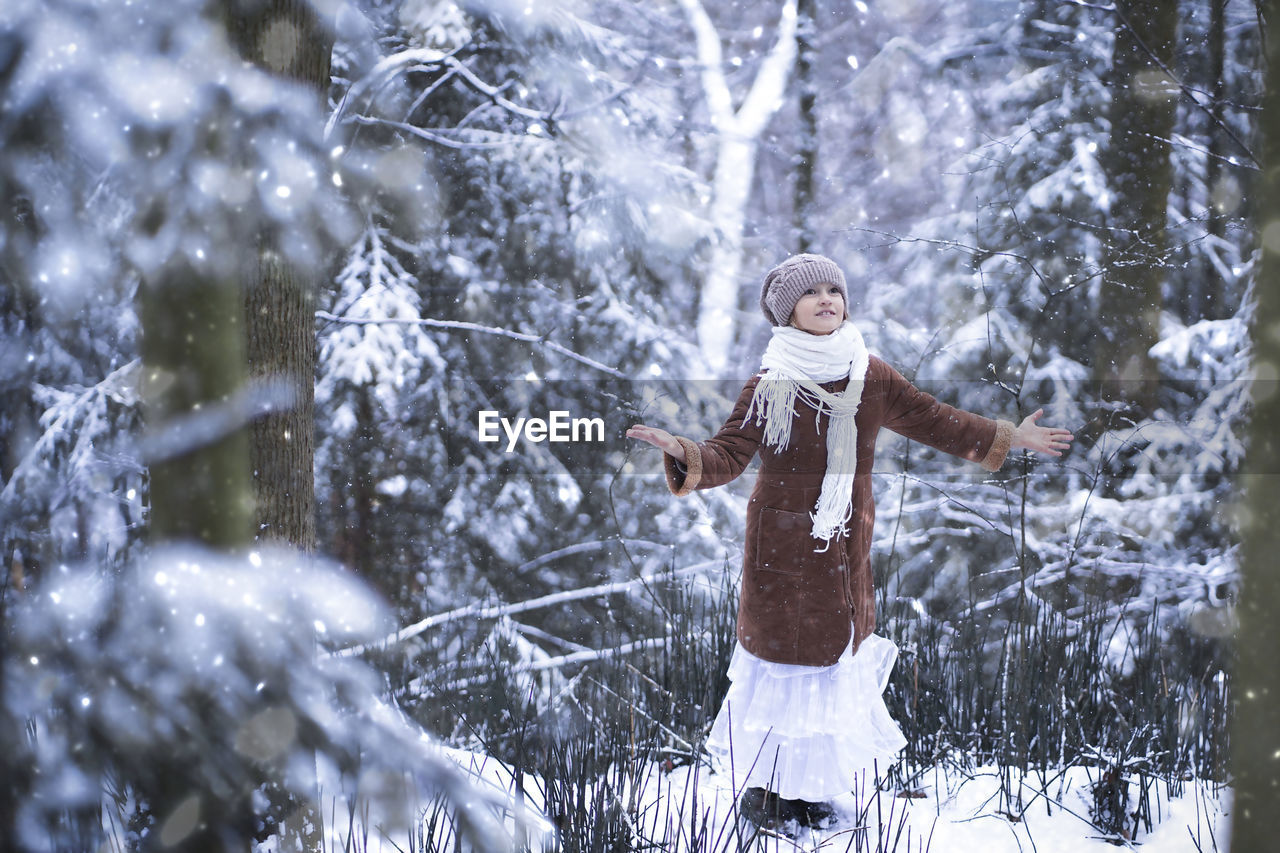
[2,0,1276,850]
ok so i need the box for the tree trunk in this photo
[793,0,818,254]
[218,4,333,850]
[1094,0,1179,412]
[1231,5,1280,848]
[245,251,318,552]
[1200,0,1228,322]
[221,0,333,554]
[220,0,334,89]
[700,135,766,372]
[679,0,797,375]
[352,385,377,578]
[138,263,254,853]
[139,262,253,549]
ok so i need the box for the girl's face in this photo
[789,283,845,335]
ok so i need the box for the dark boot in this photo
[791,798,837,829]
[738,787,798,834]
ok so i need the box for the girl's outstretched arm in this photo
[627,376,765,496]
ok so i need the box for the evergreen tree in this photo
[842,0,1252,646]
[313,0,721,656]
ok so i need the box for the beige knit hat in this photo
[759,253,849,326]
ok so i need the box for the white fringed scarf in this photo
[744,322,870,543]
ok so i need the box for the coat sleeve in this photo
[664,376,764,496]
[879,359,1014,472]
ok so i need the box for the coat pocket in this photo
[742,506,851,663]
[756,506,819,575]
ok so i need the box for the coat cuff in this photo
[663,436,703,496]
[980,419,1015,471]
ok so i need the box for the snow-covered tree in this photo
[854,0,1254,654]
[3,547,525,851]
[674,0,798,375]
[309,0,727,636]
[316,215,446,578]
[0,1,534,846]
[0,361,145,577]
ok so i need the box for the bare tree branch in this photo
[349,115,529,150]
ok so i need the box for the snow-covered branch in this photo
[333,556,722,658]
[327,48,447,139]
[141,376,298,464]
[421,636,673,693]
[0,360,141,509]
[327,48,555,142]
[315,310,628,378]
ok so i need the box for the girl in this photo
[627,253,1072,833]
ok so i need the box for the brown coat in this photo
[664,355,1014,667]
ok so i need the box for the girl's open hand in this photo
[1012,409,1074,457]
[627,424,687,463]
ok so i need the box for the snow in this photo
[316,749,1231,853]
[1022,131,1110,214]
[8,546,524,850]
[1150,317,1247,381]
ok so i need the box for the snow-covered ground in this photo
[632,761,1230,853]
[320,747,1232,852]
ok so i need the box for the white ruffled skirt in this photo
[705,633,907,802]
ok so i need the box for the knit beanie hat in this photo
[759,253,849,326]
